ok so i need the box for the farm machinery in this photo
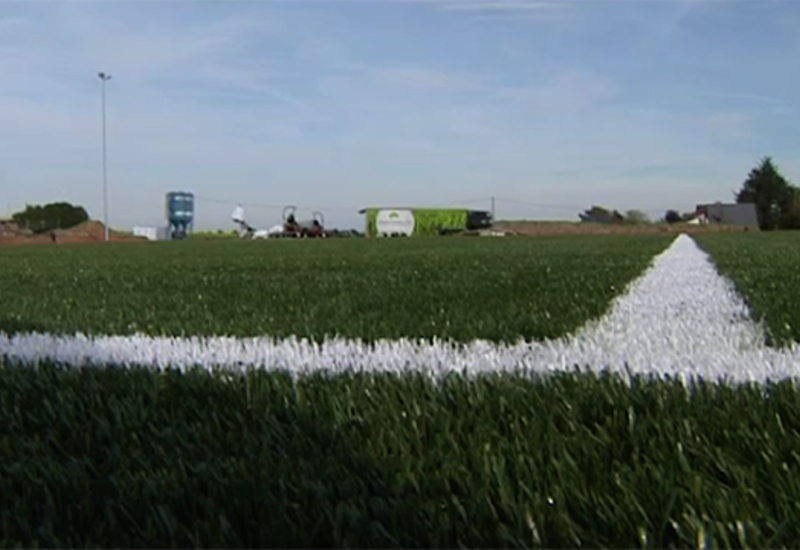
[281,206,326,238]
[232,205,328,239]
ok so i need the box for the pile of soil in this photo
[0,221,145,246]
[55,221,124,241]
[491,220,757,236]
[0,220,27,237]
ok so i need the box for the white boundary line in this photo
[2,234,799,383]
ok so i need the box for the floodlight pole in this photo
[98,72,112,241]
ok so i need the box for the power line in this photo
[195,193,674,218]
[194,195,497,213]
[494,197,582,211]
[195,195,351,213]
[494,196,673,215]
[194,195,286,210]
[426,197,493,207]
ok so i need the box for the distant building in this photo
[0,218,21,236]
[133,226,171,241]
[695,202,759,228]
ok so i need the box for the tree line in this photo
[580,156,799,230]
[7,157,800,234]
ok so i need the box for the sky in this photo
[1,0,799,232]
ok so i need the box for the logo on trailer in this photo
[376,209,415,236]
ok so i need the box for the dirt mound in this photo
[0,221,145,245]
[0,219,36,237]
[56,221,107,240]
[492,220,756,236]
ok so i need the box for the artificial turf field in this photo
[2,232,800,547]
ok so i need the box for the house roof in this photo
[696,202,759,226]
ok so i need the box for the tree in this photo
[624,210,650,224]
[579,206,624,224]
[11,202,89,234]
[781,187,800,230]
[664,210,681,224]
[735,156,796,230]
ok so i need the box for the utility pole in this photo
[491,196,496,220]
[98,72,112,241]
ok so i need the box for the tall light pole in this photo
[98,71,112,241]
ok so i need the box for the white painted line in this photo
[1,234,799,383]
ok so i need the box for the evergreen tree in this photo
[735,157,796,230]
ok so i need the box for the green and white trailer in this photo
[359,207,493,237]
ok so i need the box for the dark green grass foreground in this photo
[3,362,800,548]
[0,235,671,343]
[695,231,800,347]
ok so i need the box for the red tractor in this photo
[282,206,326,238]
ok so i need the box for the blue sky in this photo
[1,0,798,231]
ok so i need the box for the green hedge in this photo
[364,208,469,237]
[2,363,800,548]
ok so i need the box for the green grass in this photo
[188,230,240,239]
[0,235,671,343]
[695,231,800,347]
[5,232,800,548]
[2,362,800,548]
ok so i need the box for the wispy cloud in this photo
[499,69,619,114]
[2,8,265,84]
[191,65,315,112]
[656,0,697,42]
[0,0,797,231]
[0,16,24,29]
[693,90,785,105]
[392,138,439,153]
[437,1,561,11]
[370,67,478,91]
[466,10,568,22]
[697,112,754,138]
[393,0,571,21]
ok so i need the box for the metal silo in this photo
[166,191,194,239]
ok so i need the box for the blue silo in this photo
[166,191,195,239]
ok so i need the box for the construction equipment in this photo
[232,205,257,238]
[282,206,326,238]
[231,205,327,239]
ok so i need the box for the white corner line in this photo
[2,233,799,383]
